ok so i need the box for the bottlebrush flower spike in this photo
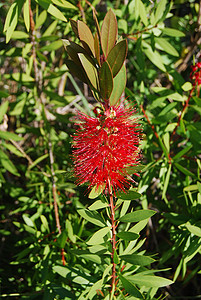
[190,62,201,86]
[72,102,141,194]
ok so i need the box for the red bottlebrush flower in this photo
[190,62,201,86]
[72,103,141,194]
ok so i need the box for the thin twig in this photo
[108,179,117,296]
[48,136,66,266]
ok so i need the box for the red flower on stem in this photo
[72,102,141,194]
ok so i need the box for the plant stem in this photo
[48,136,66,266]
[108,179,116,296]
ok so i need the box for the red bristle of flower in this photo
[72,103,141,194]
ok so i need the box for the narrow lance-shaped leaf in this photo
[101,9,118,58]
[94,32,101,66]
[120,254,155,266]
[66,59,89,84]
[119,274,144,298]
[109,64,127,106]
[119,209,156,222]
[107,39,128,77]
[78,20,95,56]
[78,53,99,90]
[99,61,113,100]
[70,19,79,38]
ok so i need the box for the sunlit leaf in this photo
[78,20,95,56]
[119,210,156,222]
[101,9,118,58]
[109,64,126,105]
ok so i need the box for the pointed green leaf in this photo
[107,40,128,77]
[78,20,95,56]
[78,209,106,227]
[94,32,100,66]
[185,223,201,237]
[0,149,20,176]
[162,28,185,37]
[142,41,166,72]
[117,231,139,241]
[66,59,88,84]
[154,0,167,24]
[93,10,101,41]
[88,184,105,199]
[37,0,67,22]
[175,162,195,177]
[99,61,113,100]
[101,9,118,58]
[117,189,141,201]
[0,130,23,141]
[119,274,144,298]
[0,101,9,123]
[28,154,48,170]
[155,37,179,57]
[109,64,126,105]
[119,210,156,223]
[139,0,148,26]
[88,200,108,210]
[87,226,110,245]
[23,0,30,32]
[78,53,99,90]
[70,19,79,38]
[127,274,173,288]
[120,254,155,266]
[113,248,120,264]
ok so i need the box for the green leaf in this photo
[173,145,192,160]
[142,41,166,72]
[185,223,201,237]
[23,0,30,32]
[127,274,173,288]
[162,27,185,37]
[120,254,155,266]
[22,214,34,227]
[86,227,111,245]
[162,164,171,199]
[113,248,120,264]
[57,230,68,248]
[53,265,69,278]
[0,101,9,123]
[119,210,156,223]
[109,64,126,105]
[174,162,195,177]
[78,209,106,227]
[99,61,113,100]
[78,53,99,90]
[117,189,141,200]
[40,40,63,52]
[0,130,23,141]
[155,37,179,57]
[182,82,193,91]
[28,153,49,170]
[78,20,95,56]
[0,149,20,176]
[40,215,50,233]
[42,20,57,37]
[35,10,47,29]
[9,96,26,116]
[117,231,139,241]
[119,274,144,298]
[154,0,167,24]
[36,0,67,22]
[107,40,128,77]
[139,0,148,26]
[101,9,118,58]
[3,143,24,157]
[52,0,77,9]
[4,0,24,43]
[88,200,108,210]
[12,73,34,82]
[66,59,88,84]
[88,184,105,199]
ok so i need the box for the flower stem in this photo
[108,179,116,296]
